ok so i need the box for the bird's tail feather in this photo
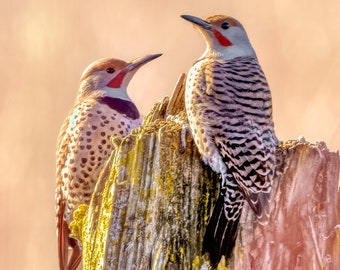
[202,193,241,267]
[57,201,68,270]
[57,200,81,270]
[67,240,81,270]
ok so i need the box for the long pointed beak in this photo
[126,53,162,71]
[181,15,212,30]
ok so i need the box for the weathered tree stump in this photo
[71,74,340,270]
[233,140,340,270]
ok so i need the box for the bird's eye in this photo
[221,22,230,30]
[106,67,115,74]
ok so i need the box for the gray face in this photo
[182,14,257,60]
[78,54,162,99]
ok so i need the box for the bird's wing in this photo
[55,102,85,270]
[56,108,73,270]
[209,58,278,217]
[214,125,277,217]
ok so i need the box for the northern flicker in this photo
[181,15,279,265]
[56,53,161,270]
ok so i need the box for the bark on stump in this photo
[71,74,340,270]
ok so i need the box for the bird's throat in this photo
[100,86,131,101]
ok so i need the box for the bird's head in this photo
[181,15,256,60]
[78,54,162,101]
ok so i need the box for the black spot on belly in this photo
[82,171,89,178]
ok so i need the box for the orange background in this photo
[1,1,339,269]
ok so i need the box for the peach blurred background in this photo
[1,0,339,269]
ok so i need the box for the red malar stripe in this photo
[107,71,127,88]
[213,29,233,47]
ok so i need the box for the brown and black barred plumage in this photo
[181,15,279,265]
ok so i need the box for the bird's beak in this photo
[126,53,162,71]
[181,15,212,30]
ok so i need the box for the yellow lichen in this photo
[169,252,175,262]
[179,247,185,254]
[192,256,201,269]
[69,204,88,243]
[216,256,229,270]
